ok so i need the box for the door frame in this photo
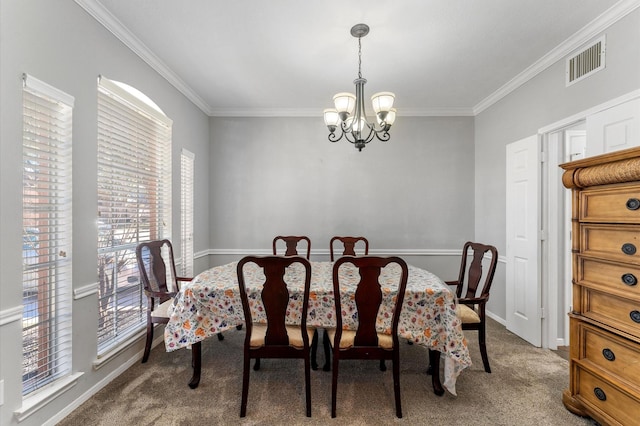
[539,89,640,348]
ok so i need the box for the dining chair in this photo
[136,239,222,388]
[329,236,369,261]
[327,256,409,418]
[237,255,314,417]
[272,235,311,260]
[446,241,498,373]
[271,235,320,368]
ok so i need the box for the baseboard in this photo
[45,335,163,425]
[486,310,506,326]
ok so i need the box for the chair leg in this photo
[217,333,224,341]
[379,359,386,371]
[478,324,491,373]
[310,329,319,370]
[253,358,261,371]
[393,355,402,418]
[331,355,339,418]
[322,329,331,371]
[240,353,251,417]
[142,321,153,363]
[304,354,312,417]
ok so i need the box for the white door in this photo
[506,135,541,347]
[586,98,640,156]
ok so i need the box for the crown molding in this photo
[74,0,212,115]
[473,0,640,115]
[76,0,638,118]
[208,106,475,118]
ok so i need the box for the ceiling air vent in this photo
[566,35,606,87]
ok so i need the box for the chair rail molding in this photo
[0,305,22,326]
[73,282,98,300]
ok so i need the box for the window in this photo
[96,76,172,354]
[180,149,195,277]
[22,74,74,395]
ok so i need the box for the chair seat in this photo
[150,298,175,319]
[250,324,315,349]
[456,304,481,324]
[326,328,394,350]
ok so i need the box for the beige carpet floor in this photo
[58,318,598,425]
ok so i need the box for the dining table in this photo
[164,259,472,396]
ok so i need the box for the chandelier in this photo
[323,24,396,151]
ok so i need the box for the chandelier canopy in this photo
[324,24,396,151]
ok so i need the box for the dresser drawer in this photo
[574,364,640,426]
[581,224,640,265]
[580,184,640,223]
[583,288,640,339]
[579,257,640,299]
[579,323,640,385]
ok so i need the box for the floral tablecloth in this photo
[165,261,471,394]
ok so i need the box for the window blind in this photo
[22,74,74,395]
[97,76,171,354]
[180,149,195,277]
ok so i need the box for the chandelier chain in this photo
[357,36,362,79]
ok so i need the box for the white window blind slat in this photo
[22,74,73,395]
[97,77,171,354]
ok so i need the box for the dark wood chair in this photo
[271,235,321,368]
[329,236,369,261]
[327,256,409,418]
[136,239,222,389]
[272,235,311,259]
[237,255,313,417]
[446,241,498,373]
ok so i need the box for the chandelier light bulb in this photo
[323,108,340,131]
[371,92,395,113]
[333,93,356,119]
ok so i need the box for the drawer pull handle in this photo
[631,310,640,323]
[594,387,607,401]
[622,273,638,286]
[622,243,637,255]
[627,198,640,210]
[602,348,615,361]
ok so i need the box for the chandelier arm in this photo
[328,130,344,143]
[363,127,377,144]
[373,129,391,142]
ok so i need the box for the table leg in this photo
[188,341,201,389]
[428,349,445,396]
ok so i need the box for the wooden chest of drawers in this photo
[561,147,640,426]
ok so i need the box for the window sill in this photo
[14,372,83,423]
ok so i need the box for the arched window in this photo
[96,76,172,354]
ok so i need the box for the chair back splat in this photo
[237,255,313,417]
[329,236,369,261]
[446,241,498,373]
[272,235,311,260]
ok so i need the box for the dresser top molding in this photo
[560,146,640,190]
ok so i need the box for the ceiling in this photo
[80,0,627,117]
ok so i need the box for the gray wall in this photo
[0,1,210,425]
[474,8,640,320]
[208,115,475,268]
